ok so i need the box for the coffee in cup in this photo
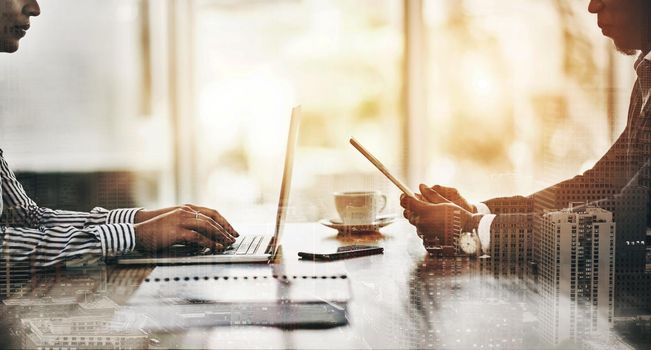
[334,191,387,225]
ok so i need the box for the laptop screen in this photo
[270,106,301,256]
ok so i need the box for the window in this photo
[0,0,169,210]
[419,0,633,202]
[191,0,403,221]
[0,0,634,223]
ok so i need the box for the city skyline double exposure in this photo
[0,0,650,349]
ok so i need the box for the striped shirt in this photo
[0,148,140,268]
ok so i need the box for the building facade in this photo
[539,206,615,346]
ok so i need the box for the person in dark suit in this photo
[401,0,651,314]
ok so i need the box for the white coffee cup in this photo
[334,191,387,225]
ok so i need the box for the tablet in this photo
[349,137,416,198]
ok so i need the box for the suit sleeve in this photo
[480,126,632,213]
[475,127,636,254]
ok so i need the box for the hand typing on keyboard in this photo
[133,206,238,253]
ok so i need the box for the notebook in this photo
[115,264,351,330]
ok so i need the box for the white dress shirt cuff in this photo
[478,214,496,254]
[474,202,491,215]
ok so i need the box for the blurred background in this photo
[0,0,637,225]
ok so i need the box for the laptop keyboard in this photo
[222,235,265,255]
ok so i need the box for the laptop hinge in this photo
[266,236,276,254]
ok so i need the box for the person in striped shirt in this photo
[0,0,238,268]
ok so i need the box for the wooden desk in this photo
[0,220,627,349]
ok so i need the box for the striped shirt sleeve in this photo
[0,149,140,266]
[95,224,137,257]
[0,149,141,229]
[0,223,136,268]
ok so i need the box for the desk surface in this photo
[0,220,638,349]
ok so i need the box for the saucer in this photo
[319,215,397,234]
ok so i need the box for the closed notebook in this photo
[115,263,351,330]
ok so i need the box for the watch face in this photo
[459,233,478,255]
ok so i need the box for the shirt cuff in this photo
[477,214,496,254]
[106,208,142,224]
[475,202,491,215]
[96,223,136,257]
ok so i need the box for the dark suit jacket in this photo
[481,53,650,316]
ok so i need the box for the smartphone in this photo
[298,245,384,261]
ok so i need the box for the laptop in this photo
[116,106,301,265]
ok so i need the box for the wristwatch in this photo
[425,213,484,257]
[458,230,481,257]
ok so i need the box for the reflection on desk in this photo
[0,221,647,349]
